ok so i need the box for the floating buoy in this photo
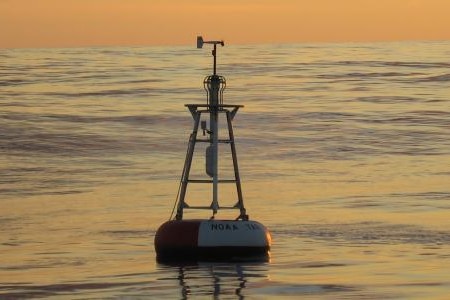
[154,36,271,262]
[155,220,271,261]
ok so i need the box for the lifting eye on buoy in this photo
[154,36,271,262]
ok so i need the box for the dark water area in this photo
[1,41,449,298]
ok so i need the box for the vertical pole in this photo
[226,111,247,219]
[209,40,220,215]
[176,108,201,220]
[209,76,220,215]
[212,44,217,75]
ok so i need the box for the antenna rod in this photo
[213,43,217,75]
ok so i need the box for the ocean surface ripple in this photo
[1,41,449,299]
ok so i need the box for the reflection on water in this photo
[156,262,367,299]
[158,262,267,299]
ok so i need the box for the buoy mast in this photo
[175,36,247,221]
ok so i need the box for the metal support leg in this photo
[176,110,201,220]
[226,111,247,220]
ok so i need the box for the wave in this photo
[272,221,450,245]
[329,60,450,69]
[0,281,149,299]
[415,73,450,82]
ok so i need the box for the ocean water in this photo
[1,41,449,299]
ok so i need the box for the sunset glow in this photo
[1,0,450,48]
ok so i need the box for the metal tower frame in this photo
[175,37,248,221]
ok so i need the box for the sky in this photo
[1,0,449,48]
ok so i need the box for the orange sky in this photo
[1,0,449,48]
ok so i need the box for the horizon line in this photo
[2,38,449,51]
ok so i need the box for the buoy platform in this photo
[154,36,271,262]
